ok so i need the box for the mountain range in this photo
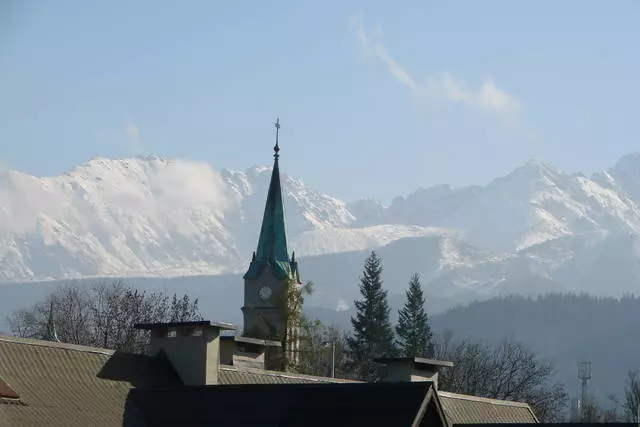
[3,153,640,313]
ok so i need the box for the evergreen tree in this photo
[395,273,434,357]
[347,251,397,381]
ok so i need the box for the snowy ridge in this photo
[0,157,434,281]
[3,153,640,302]
[361,157,640,253]
[290,225,451,257]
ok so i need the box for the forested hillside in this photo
[430,293,640,403]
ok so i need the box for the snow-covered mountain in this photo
[3,153,640,304]
[0,156,442,281]
[366,157,640,252]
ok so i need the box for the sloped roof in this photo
[0,335,538,426]
[219,365,357,385]
[218,365,538,424]
[438,391,539,424]
[0,335,359,427]
[0,335,181,427]
[129,382,447,427]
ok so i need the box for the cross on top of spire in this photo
[274,118,280,158]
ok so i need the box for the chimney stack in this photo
[220,335,282,370]
[374,357,454,389]
[134,320,236,386]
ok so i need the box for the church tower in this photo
[242,119,301,349]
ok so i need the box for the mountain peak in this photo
[245,165,273,176]
[498,158,562,184]
[134,154,169,163]
[5,152,640,284]
[612,152,640,176]
[521,157,558,172]
[72,155,172,173]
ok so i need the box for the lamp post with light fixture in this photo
[322,340,336,378]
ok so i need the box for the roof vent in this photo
[0,378,20,402]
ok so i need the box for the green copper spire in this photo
[43,301,60,342]
[244,119,298,281]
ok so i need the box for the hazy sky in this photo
[1,1,639,202]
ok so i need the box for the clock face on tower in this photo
[259,286,272,302]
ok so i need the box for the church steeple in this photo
[244,118,297,281]
[43,301,60,343]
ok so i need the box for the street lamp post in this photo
[330,341,335,378]
[322,340,336,378]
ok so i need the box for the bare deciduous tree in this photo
[581,397,603,423]
[624,369,640,422]
[572,395,623,423]
[7,280,203,353]
[293,317,351,378]
[602,394,623,423]
[433,331,568,423]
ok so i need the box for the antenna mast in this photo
[578,361,592,420]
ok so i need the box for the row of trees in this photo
[346,252,434,380]
[292,251,569,422]
[8,280,203,354]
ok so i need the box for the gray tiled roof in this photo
[0,336,130,427]
[0,335,180,427]
[219,365,357,385]
[218,366,538,424]
[0,335,538,426]
[438,391,539,424]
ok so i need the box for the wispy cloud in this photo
[356,20,418,91]
[353,17,520,120]
[125,120,144,155]
[96,119,148,156]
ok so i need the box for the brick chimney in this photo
[134,320,236,385]
[374,357,454,389]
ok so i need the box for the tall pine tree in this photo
[347,251,397,381]
[395,273,434,358]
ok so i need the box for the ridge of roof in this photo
[437,390,533,408]
[219,365,358,383]
[0,335,113,356]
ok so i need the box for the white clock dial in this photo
[259,286,272,301]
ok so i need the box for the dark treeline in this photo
[431,293,640,408]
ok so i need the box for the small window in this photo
[181,326,195,337]
[167,328,177,338]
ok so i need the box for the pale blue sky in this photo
[1,0,639,202]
